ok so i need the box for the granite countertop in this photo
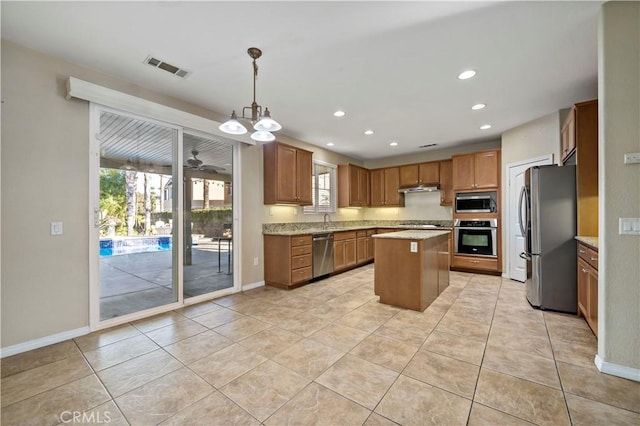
[372,230,450,240]
[263,220,452,236]
[575,236,598,249]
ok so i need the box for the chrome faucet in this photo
[323,213,331,229]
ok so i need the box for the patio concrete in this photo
[100,239,233,320]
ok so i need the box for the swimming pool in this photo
[100,236,171,257]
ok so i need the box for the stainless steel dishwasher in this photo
[312,233,334,278]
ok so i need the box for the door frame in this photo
[505,154,554,281]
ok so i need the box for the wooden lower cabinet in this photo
[356,230,376,265]
[577,243,598,336]
[334,231,357,272]
[264,234,312,289]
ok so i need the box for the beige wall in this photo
[0,40,260,347]
[499,111,565,273]
[598,1,640,370]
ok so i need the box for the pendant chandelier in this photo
[219,47,281,142]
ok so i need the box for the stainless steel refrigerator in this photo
[519,164,577,313]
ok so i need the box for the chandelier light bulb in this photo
[219,111,248,135]
[251,130,276,142]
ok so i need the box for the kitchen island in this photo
[373,230,450,311]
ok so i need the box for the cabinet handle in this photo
[579,249,586,254]
[590,257,597,261]
[471,260,480,264]
[582,268,588,273]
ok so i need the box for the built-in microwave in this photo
[455,191,497,214]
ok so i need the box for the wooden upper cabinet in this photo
[439,159,453,206]
[263,141,313,205]
[452,150,500,191]
[399,162,440,187]
[338,164,369,207]
[370,167,404,207]
[565,99,598,236]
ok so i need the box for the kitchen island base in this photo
[374,231,449,312]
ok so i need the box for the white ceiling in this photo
[1,1,602,161]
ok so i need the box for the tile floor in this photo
[2,266,639,425]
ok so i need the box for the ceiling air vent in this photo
[144,56,190,78]
[419,143,437,148]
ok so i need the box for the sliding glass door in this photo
[90,107,236,326]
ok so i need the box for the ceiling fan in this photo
[186,149,225,172]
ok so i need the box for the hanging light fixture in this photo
[219,47,282,142]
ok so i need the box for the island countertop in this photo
[372,230,450,240]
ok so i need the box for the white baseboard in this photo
[1,326,90,358]
[595,354,640,382]
[242,280,265,291]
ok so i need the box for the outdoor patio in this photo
[99,238,233,320]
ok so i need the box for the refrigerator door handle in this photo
[518,186,527,238]
[519,252,531,260]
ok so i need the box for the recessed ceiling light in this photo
[333,110,346,117]
[458,70,476,80]
[389,141,398,147]
[326,142,335,147]
[471,103,486,110]
[364,130,374,135]
[480,124,492,130]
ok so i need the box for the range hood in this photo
[398,183,440,194]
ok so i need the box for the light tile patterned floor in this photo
[2,266,639,425]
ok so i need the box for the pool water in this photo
[100,236,171,257]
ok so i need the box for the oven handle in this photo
[454,227,496,230]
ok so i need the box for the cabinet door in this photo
[419,162,440,184]
[452,154,475,191]
[474,151,499,189]
[366,236,374,261]
[588,268,598,336]
[439,159,453,206]
[345,239,357,267]
[356,237,367,264]
[399,164,419,187]
[334,241,346,271]
[383,167,403,206]
[370,169,385,206]
[296,148,313,205]
[276,144,299,202]
[577,258,589,318]
[358,167,370,206]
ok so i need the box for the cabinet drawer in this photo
[356,230,367,238]
[334,231,356,241]
[291,254,312,270]
[291,245,312,256]
[577,243,589,261]
[291,235,312,247]
[453,255,498,271]
[291,266,312,283]
[586,247,598,269]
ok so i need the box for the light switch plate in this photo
[410,241,418,252]
[619,218,640,235]
[51,221,63,235]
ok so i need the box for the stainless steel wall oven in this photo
[454,219,498,257]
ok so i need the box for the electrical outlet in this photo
[253,257,259,266]
[410,241,418,252]
[623,152,640,164]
